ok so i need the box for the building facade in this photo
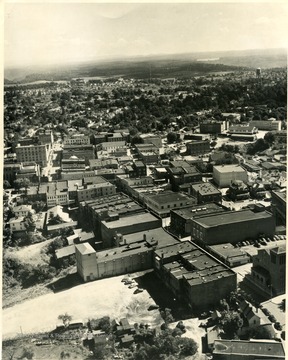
[191,209,275,245]
[249,246,286,296]
[15,143,50,167]
[186,140,210,155]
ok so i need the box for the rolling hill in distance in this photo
[4,47,287,84]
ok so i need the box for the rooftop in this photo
[171,203,224,220]
[102,212,159,229]
[213,164,246,173]
[146,190,193,205]
[121,228,178,248]
[75,243,96,255]
[192,182,221,195]
[154,241,197,260]
[192,209,272,228]
[213,339,285,357]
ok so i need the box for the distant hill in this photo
[4,47,287,83]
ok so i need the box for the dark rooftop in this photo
[192,209,273,228]
[171,203,225,220]
[146,190,193,205]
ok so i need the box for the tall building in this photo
[15,143,50,167]
[248,246,286,296]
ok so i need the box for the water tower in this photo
[256,68,262,84]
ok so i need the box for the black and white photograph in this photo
[2,1,287,359]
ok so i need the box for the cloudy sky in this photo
[4,2,288,68]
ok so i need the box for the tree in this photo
[220,310,243,337]
[177,337,198,357]
[14,178,30,192]
[167,132,179,144]
[246,139,269,155]
[160,308,174,324]
[32,200,46,213]
[58,313,72,327]
[23,212,36,232]
[264,132,275,145]
[4,180,11,189]
[98,316,111,334]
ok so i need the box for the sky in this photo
[4,1,288,68]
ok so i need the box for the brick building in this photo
[153,241,236,310]
[186,140,210,155]
[191,182,222,204]
[191,209,275,245]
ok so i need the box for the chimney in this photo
[143,233,146,241]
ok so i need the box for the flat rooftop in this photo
[210,243,248,258]
[121,228,178,248]
[146,191,192,205]
[96,241,152,262]
[192,182,221,195]
[102,212,160,229]
[213,340,285,357]
[171,203,224,220]
[213,164,246,173]
[193,209,272,228]
[75,243,95,255]
[154,241,197,260]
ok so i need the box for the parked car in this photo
[134,288,144,294]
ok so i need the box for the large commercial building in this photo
[186,140,210,155]
[249,119,282,131]
[75,228,178,282]
[200,120,227,134]
[15,143,50,167]
[101,212,162,248]
[64,134,90,145]
[76,177,116,202]
[170,203,226,237]
[62,144,95,165]
[143,190,197,217]
[213,164,248,188]
[153,241,237,310]
[78,193,144,239]
[191,209,275,245]
[228,124,257,135]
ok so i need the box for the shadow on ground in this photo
[47,272,83,293]
[133,271,194,321]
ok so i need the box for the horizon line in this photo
[4,46,287,71]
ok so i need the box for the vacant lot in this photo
[3,270,162,339]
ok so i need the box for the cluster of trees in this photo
[3,254,56,289]
[246,138,270,155]
[133,327,198,360]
